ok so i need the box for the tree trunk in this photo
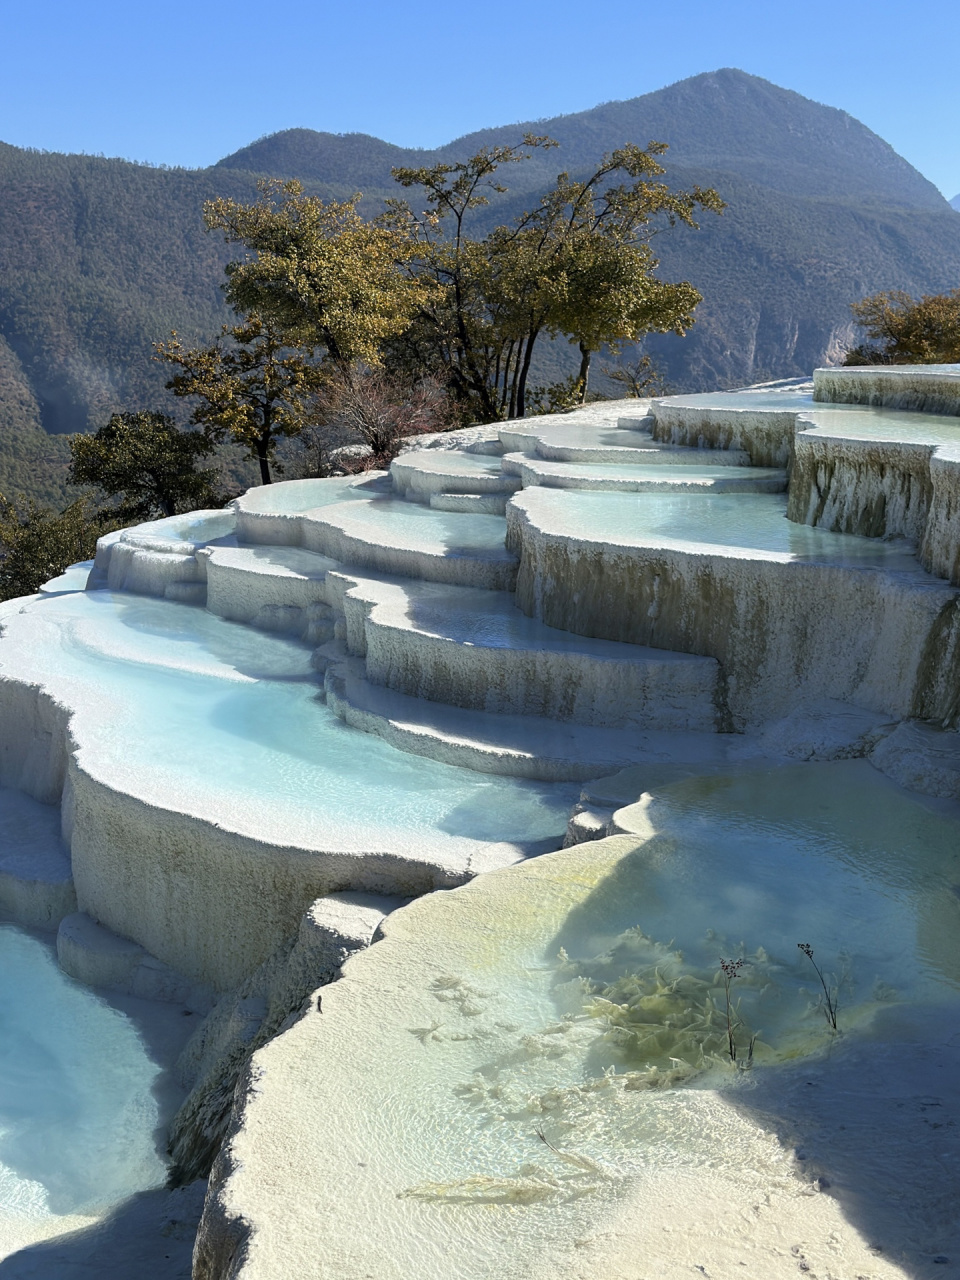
[577,342,592,403]
[257,436,272,484]
[516,327,540,419]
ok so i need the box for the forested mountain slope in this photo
[1,69,958,505]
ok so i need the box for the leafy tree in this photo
[202,181,423,367]
[157,316,327,484]
[843,288,960,364]
[69,411,221,518]
[387,138,723,418]
[0,495,107,602]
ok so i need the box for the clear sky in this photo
[1,0,958,198]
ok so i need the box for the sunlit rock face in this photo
[196,761,960,1280]
[507,487,960,728]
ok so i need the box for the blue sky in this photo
[1,0,958,198]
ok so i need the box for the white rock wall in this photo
[506,496,960,729]
[650,402,800,468]
[814,365,960,414]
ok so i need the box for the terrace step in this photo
[502,452,787,494]
[199,544,340,640]
[329,573,719,730]
[500,421,752,466]
[390,449,521,500]
[321,650,719,781]
[299,496,518,589]
[429,492,510,515]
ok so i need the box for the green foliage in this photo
[69,411,221,518]
[843,289,960,364]
[0,495,109,602]
[158,316,328,484]
[202,182,422,367]
[386,139,721,420]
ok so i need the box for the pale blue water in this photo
[16,591,574,851]
[312,496,514,559]
[238,474,387,515]
[803,405,960,443]
[0,925,164,1219]
[657,389,815,412]
[552,762,960,1064]
[535,489,924,565]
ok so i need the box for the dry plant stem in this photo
[798,943,839,1031]
[719,957,746,1062]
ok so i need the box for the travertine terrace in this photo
[0,365,958,1276]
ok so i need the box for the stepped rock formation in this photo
[0,365,958,1273]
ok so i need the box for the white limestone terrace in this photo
[326,572,718,730]
[390,448,521,500]
[647,373,960,585]
[507,487,960,729]
[814,362,960,414]
[196,760,960,1280]
[501,452,785,494]
[321,648,755,782]
[649,380,815,467]
[2,375,960,1272]
[788,405,960,585]
[499,417,753,467]
[0,590,577,990]
[298,495,520,589]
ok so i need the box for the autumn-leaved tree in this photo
[844,288,960,365]
[203,180,424,367]
[157,316,328,484]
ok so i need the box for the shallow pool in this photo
[0,924,166,1251]
[273,759,960,1279]
[4,591,574,853]
[523,489,925,565]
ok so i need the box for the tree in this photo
[202,181,423,368]
[315,369,457,469]
[0,495,106,602]
[387,138,723,418]
[843,288,960,364]
[157,316,328,484]
[69,411,221,519]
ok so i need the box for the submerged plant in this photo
[797,943,839,1031]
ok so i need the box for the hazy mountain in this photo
[1,68,958,505]
[218,69,948,212]
[951,193,960,211]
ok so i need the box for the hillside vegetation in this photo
[0,68,958,505]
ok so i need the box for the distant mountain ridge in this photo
[952,193,960,211]
[216,70,949,212]
[0,68,959,506]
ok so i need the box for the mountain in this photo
[218,70,948,212]
[1,69,959,505]
[952,193,960,211]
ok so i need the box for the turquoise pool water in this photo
[526,489,924,565]
[0,925,165,1234]
[8,591,574,852]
